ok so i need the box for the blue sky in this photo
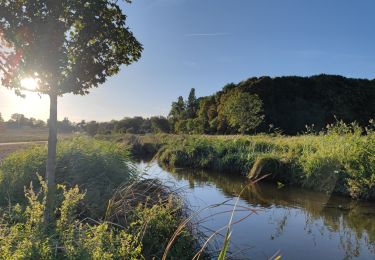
[1,0,374,121]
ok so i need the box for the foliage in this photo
[167,75,375,135]
[0,0,142,96]
[0,178,143,259]
[187,88,198,119]
[169,96,187,131]
[128,200,198,260]
[0,172,202,259]
[0,136,136,217]
[80,116,171,136]
[221,92,264,134]
[2,113,77,133]
[6,113,46,129]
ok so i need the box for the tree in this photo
[10,113,26,128]
[57,117,75,133]
[187,88,197,118]
[222,92,264,134]
[168,96,186,131]
[85,121,99,136]
[150,116,171,133]
[0,0,142,218]
[0,112,4,130]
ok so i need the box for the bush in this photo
[0,136,136,217]
[0,178,143,259]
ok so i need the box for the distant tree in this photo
[169,96,187,131]
[34,119,46,128]
[116,117,145,133]
[187,88,198,118]
[97,121,116,135]
[197,96,217,133]
[140,118,152,134]
[57,117,75,133]
[77,120,87,132]
[169,96,186,120]
[150,116,171,133]
[9,113,26,128]
[85,121,99,136]
[222,92,264,134]
[0,113,4,130]
[0,0,142,217]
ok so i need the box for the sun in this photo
[20,77,39,91]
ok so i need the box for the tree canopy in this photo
[221,92,264,134]
[0,0,142,96]
[168,75,375,135]
[0,0,143,218]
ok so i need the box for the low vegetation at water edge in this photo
[120,121,375,200]
[0,137,203,259]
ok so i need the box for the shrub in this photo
[0,136,136,217]
[0,177,143,259]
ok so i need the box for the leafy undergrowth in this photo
[124,121,375,200]
[0,136,204,259]
[0,177,200,259]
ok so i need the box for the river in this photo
[137,161,375,260]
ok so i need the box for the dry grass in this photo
[0,127,72,143]
[0,128,49,143]
[105,178,182,226]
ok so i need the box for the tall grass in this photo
[124,121,375,200]
[0,136,205,259]
[0,136,136,217]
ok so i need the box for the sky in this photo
[0,0,374,122]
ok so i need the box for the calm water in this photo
[137,161,375,260]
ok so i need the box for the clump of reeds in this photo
[105,178,182,226]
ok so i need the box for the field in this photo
[0,128,49,143]
[0,127,75,143]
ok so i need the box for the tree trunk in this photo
[45,92,57,222]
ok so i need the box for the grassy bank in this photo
[0,136,202,259]
[116,122,375,200]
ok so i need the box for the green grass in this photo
[0,136,136,217]
[118,122,375,200]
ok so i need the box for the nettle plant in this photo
[0,0,142,216]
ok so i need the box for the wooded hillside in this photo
[169,75,375,135]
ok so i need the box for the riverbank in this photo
[107,122,375,201]
[0,137,203,259]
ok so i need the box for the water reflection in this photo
[141,162,375,259]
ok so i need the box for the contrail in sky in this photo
[185,33,230,37]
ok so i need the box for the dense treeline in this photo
[0,113,171,136]
[3,75,374,137]
[81,116,170,136]
[168,75,375,135]
[0,113,76,133]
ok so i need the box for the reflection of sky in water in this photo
[138,161,375,260]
